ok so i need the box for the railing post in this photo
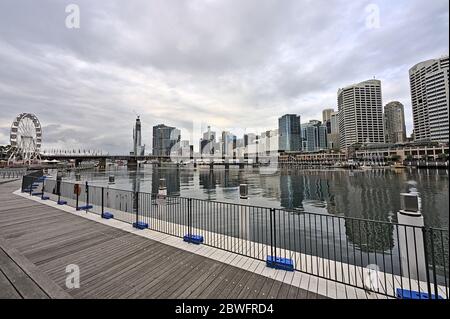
[421,227,433,299]
[270,208,275,259]
[85,181,89,212]
[101,187,105,219]
[75,185,79,211]
[429,228,439,299]
[41,178,45,200]
[57,171,62,203]
[135,191,139,226]
[188,198,192,237]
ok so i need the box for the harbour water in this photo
[60,165,449,229]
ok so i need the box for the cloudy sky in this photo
[0,0,448,153]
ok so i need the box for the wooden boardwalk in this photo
[0,181,323,299]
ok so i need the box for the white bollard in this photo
[156,178,167,206]
[397,191,427,282]
[239,184,250,255]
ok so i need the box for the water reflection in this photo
[72,166,448,229]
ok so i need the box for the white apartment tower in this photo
[338,79,384,150]
[409,56,449,142]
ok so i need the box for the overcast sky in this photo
[0,0,448,153]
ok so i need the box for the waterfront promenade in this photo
[0,180,326,299]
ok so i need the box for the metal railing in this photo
[22,175,449,299]
[0,168,28,180]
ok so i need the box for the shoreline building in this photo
[200,126,217,157]
[301,120,328,152]
[131,116,145,156]
[338,79,384,150]
[278,114,302,152]
[409,56,449,142]
[329,111,340,150]
[322,108,334,137]
[221,131,236,158]
[384,101,407,144]
[152,124,181,156]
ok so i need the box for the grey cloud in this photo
[0,0,448,153]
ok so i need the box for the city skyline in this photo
[0,0,449,153]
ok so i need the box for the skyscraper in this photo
[301,120,328,152]
[329,111,340,150]
[409,56,449,142]
[338,79,384,150]
[131,116,145,156]
[200,126,216,156]
[322,108,334,135]
[152,124,181,156]
[221,131,236,157]
[322,108,334,122]
[384,101,407,144]
[278,114,302,152]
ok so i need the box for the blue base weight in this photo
[41,196,50,200]
[102,212,114,219]
[57,200,67,205]
[183,234,204,245]
[76,205,93,211]
[266,256,294,271]
[133,222,148,230]
[396,288,443,300]
[32,192,43,196]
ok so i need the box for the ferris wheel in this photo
[9,113,42,164]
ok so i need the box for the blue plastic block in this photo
[32,192,43,196]
[266,256,294,271]
[133,221,148,230]
[76,205,93,211]
[57,200,67,205]
[183,234,204,245]
[41,196,50,200]
[396,288,443,300]
[102,212,114,219]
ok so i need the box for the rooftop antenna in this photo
[132,109,140,119]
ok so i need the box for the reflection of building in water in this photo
[331,170,401,252]
[199,169,217,192]
[279,171,304,209]
[258,173,281,200]
[343,219,395,253]
[150,166,180,196]
[128,168,145,194]
[218,169,241,189]
[128,168,145,213]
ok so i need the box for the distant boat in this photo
[361,165,373,170]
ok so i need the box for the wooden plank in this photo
[0,248,48,299]
[0,238,71,299]
[0,270,22,299]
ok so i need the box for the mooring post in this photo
[397,191,427,282]
[239,184,250,255]
[156,178,167,206]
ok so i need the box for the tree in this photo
[437,153,449,161]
